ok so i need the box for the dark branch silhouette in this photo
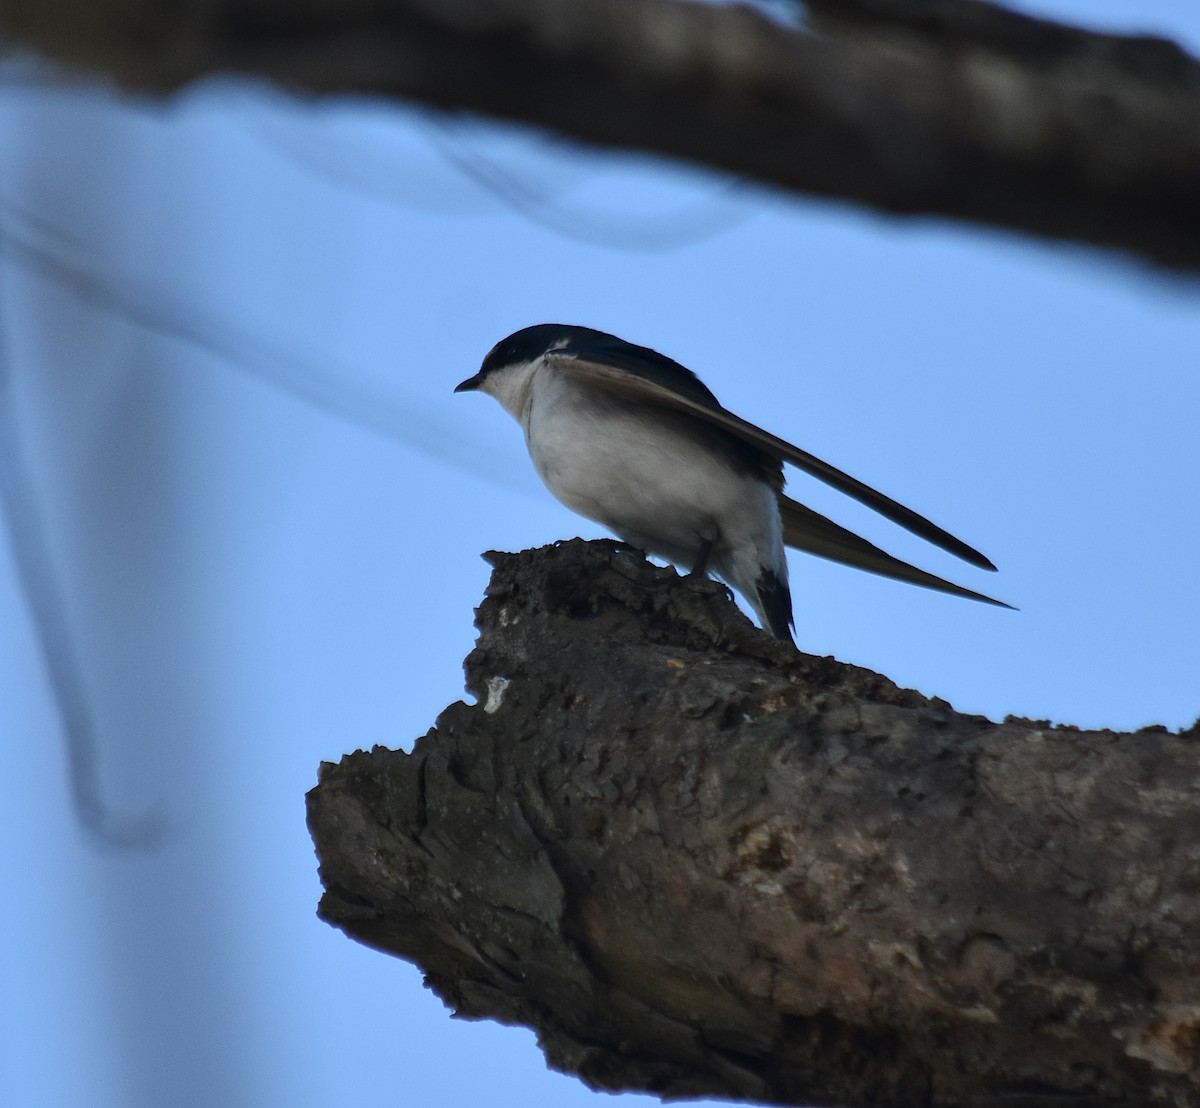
[1,0,1199,271]
[308,539,1200,1108]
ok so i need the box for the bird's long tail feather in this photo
[779,497,1014,609]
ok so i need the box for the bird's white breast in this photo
[521,364,779,571]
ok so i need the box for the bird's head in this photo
[455,324,598,417]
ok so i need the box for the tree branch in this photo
[3,0,1200,271]
[308,539,1200,1108]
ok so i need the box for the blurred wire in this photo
[244,99,515,216]
[417,114,754,251]
[248,97,754,251]
[0,235,166,847]
[0,200,527,491]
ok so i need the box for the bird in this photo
[455,323,1010,643]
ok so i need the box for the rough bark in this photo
[3,0,1200,272]
[308,538,1200,1108]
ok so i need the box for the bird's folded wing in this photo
[548,350,997,571]
[779,497,1013,608]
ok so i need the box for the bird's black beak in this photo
[454,373,483,393]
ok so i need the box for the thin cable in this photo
[0,201,527,493]
[418,114,754,251]
[250,106,754,251]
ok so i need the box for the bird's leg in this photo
[689,538,714,578]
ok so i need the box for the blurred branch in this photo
[0,239,164,846]
[309,539,1200,1108]
[2,0,1200,271]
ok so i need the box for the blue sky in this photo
[2,3,1199,1106]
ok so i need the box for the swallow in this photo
[457,324,1010,642]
